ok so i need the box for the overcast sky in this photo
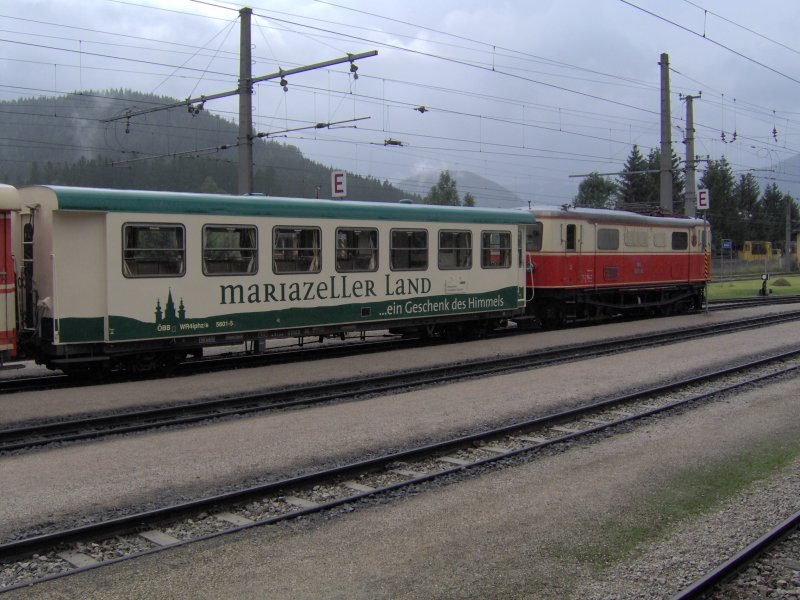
[2,0,799,205]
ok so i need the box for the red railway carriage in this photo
[521,205,710,327]
[0,185,18,361]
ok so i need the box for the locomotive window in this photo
[526,223,543,252]
[597,228,619,250]
[481,230,512,269]
[565,224,577,251]
[203,225,257,276]
[336,228,378,272]
[390,229,428,271]
[672,231,689,250]
[272,227,321,274]
[653,231,666,248]
[123,224,185,278]
[624,228,648,248]
[439,230,472,270]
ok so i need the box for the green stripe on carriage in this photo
[58,317,105,343]
[105,287,522,342]
[47,186,536,225]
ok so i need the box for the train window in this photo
[390,229,428,271]
[624,228,648,248]
[565,224,577,251]
[336,228,378,272]
[481,230,512,268]
[122,224,185,278]
[439,230,472,269]
[672,232,689,250]
[273,227,321,274]
[203,225,257,276]
[653,231,666,248]
[597,228,619,250]
[526,223,543,252]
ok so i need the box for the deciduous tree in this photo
[424,171,461,206]
[573,172,618,209]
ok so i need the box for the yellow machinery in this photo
[740,241,772,262]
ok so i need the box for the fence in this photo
[711,255,798,277]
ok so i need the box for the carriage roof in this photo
[528,204,705,227]
[23,186,536,226]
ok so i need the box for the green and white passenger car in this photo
[11,186,536,374]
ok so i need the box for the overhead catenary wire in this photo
[6,3,800,141]
[1,1,799,206]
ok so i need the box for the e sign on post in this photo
[697,189,710,211]
[332,171,347,198]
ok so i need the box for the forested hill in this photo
[0,90,415,201]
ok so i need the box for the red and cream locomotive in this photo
[521,205,710,327]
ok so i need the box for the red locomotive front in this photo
[522,205,710,327]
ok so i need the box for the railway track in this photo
[1,296,798,395]
[707,294,800,311]
[673,510,800,599]
[2,347,799,592]
[0,333,413,394]
[3,310,800,454]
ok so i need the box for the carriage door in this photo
[21,219,35,330]
[0,211,15,358]
[563,222,581,285]
[672,228,690,281]
[0,213,8,326]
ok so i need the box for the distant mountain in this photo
[400,169,523,208]
[0,89,417,202]
[762,153,800,200]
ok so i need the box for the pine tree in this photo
[615,146,651,211]
[761,183,789,243]
[734,173,761,241]
[645,148,685,213]
[700,157,737,250]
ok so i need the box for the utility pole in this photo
[238,7,253,195]
[102,8,377,196]
[659,53,673,213]
[681,92,700,217]
[786,196,793,270]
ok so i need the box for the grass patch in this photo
[707,275,799,300]
[552,437,800,572]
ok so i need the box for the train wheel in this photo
[422,324,440,339]
[539,302,564,329]
[60,362,110,380]
[443,321,488,341]
[122,351,186,374]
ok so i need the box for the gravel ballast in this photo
[4,375,798,599]
[1,319,799,542]
[0,305,795,427]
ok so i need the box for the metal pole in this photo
[659,53,673,213]
[238,7,253,195]
[682,93,700,217]
[786,196,792,271]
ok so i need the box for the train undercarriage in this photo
[523,283,706,329]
